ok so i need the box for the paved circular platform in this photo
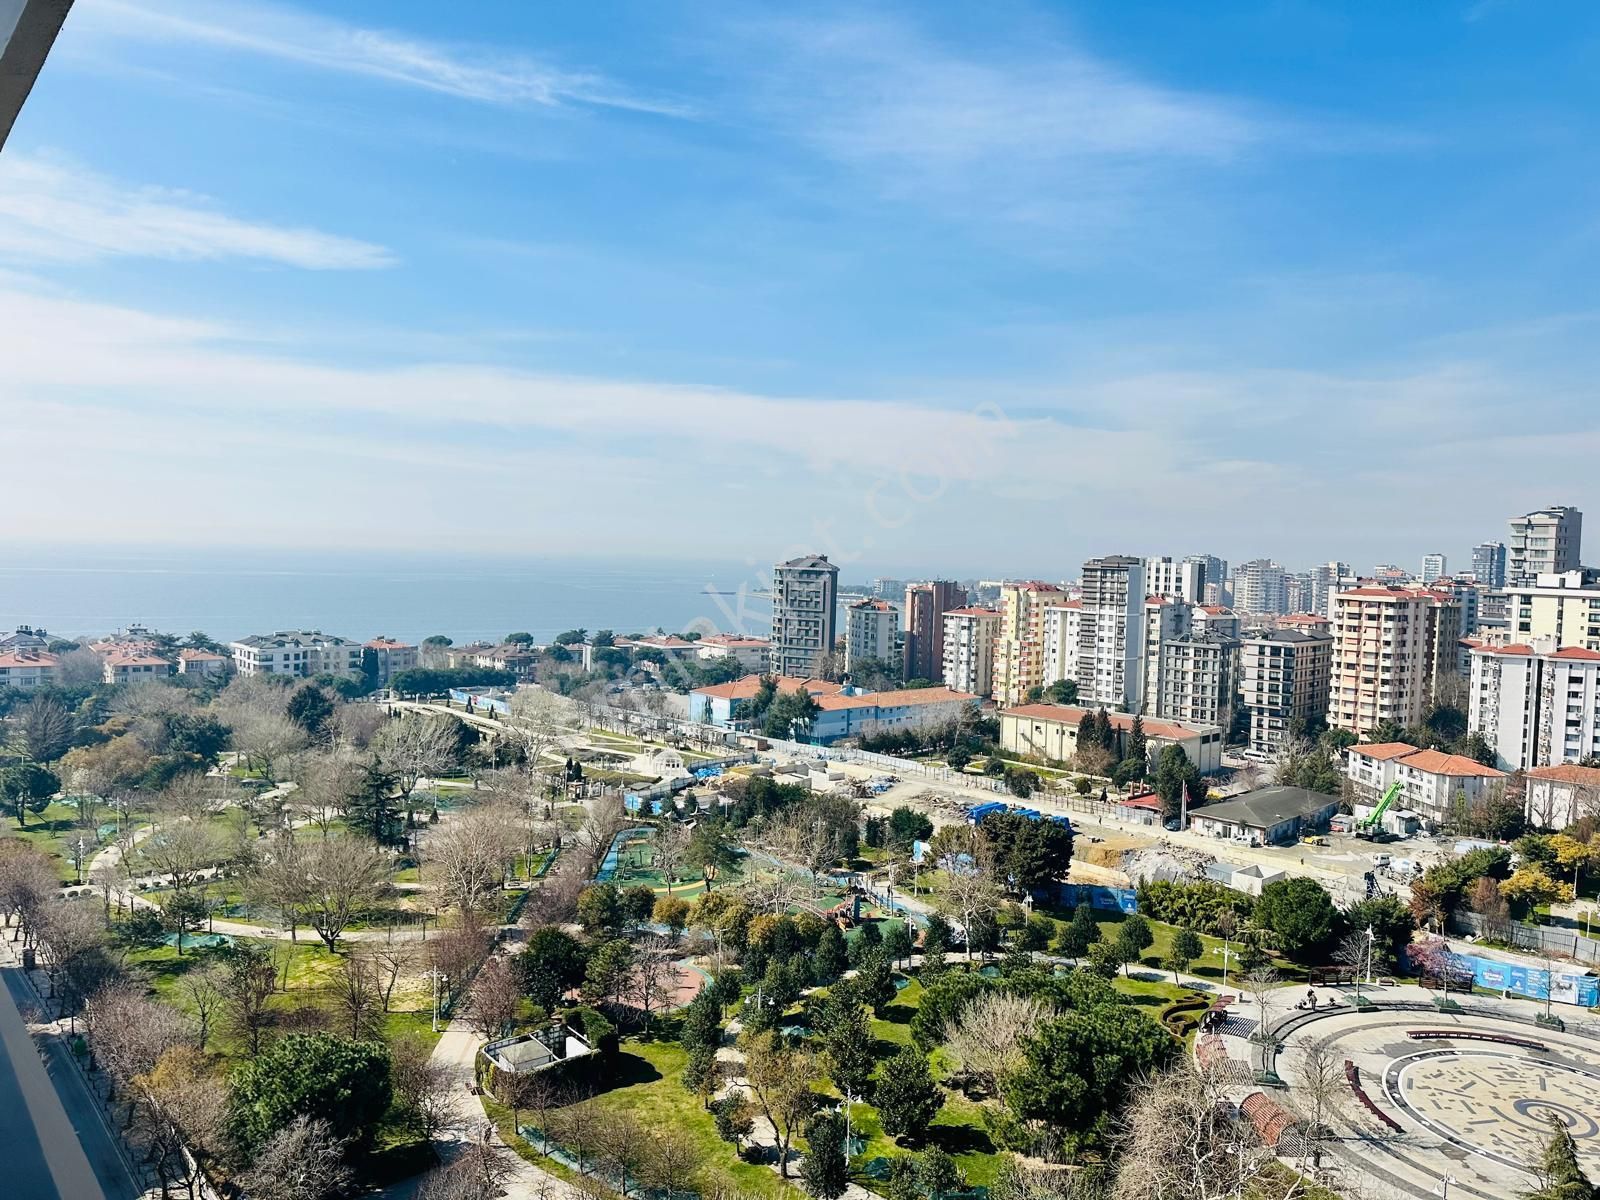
[1273,1006,1600,1200]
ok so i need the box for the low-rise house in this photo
[0,626,51,651]
[1186,786,1338,846]
[0,649,57,690]
[999,703,1224,773]
[102,650,177,686]
[1115,792,1162,827]
[693,634,771,672]
[452,642,540,678]
[1346,741,1507,829]
[1525,764,1600,830]
[176,648,228,678]
[687,674,845,728]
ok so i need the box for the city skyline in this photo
[2,2,1600,560]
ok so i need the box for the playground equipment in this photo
[1354,780,1402,839]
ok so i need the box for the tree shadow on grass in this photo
[592,1050,663,1094]
[928,1122,994,1157]
[877,1003,916,1025]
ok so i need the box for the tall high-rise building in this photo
[845,598,898,673]
[770,554,840,677]
[1470,638,1600,771]
[903,580,966,683]
[1472,542,1507,588]
[1312,562,1352,616]
[1285,572,1315,615]
[1504,568,1600,650]
[1421,553,1447,584]
[1157,631,1238,730]
[1041,601,1083,687]
[1328,585,1461,737]
[1184,555,1229,598]
[993,581,1067,706]
[1239,628,1333,755]
[941,607,1002,697]
[1142,597,1193,711]
[1509,506,1583,584]
[872,578,907,600]
[1076,555,1147,710]
[1144,556,1205,603]
[1233,559,1288,616]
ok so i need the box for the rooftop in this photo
[1394,748,1506,779]
[0,650,57,668]
[1527,764,1600,787]
[817,686,979,711]
[944,606,1001,617]
[1243,627,1333,644]
[1191,786,1337,828]
[233,630,357,650]
[1002,702,1215,741]
[776,554,836,571]
[691,674,845,701]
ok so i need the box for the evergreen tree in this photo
[1054,905,1102,964]
[1525,1115,1596,1200]
[875,1047,944,1142]
[813,924,848,983]
[820,997,874,1101]
[1092,708,1115,753]
[345,760,400,845]
[1126,714,1148,778]
[801,1111,850,1200]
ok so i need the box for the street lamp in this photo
[431,970,450,1032]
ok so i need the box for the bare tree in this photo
[943,990,1056,1097]
[233,710,309,786]
[740,1030,819,1177]
[332,952,383,1039]
[1243,964,1282,1065]
[15,694,74,763]
[597,1112,652,1197]
[631,934,678,1029]
[0,840,63,947]
[429,916,492,1012]
[507,687,574,778]
[300,836,391,952]
[249,835,312,940]
[654,822,689,894]
[134,1044,229,1200]
[642,1127,701,1200]
[35,901,116,1022]
[236,1115,353,1200]
[429,804,518,916]
[369,941,417,1012]
[1287,1041,1344,1172]
[550,1096,605,1175]
[937,863,1004,962]
[465,956,522,1040]
[1112,1063,1297,1200]
[178,964,225,1051]
[219,946,277,1057]
[392,1034,456,1145]
[330,704,386,751]
[290,750,363,838]
[377,714,463,822]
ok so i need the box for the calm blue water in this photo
[0,546,776,645]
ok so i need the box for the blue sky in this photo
[4,0,1599,579]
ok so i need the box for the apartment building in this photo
[845,598,899,672]
[1141,597,1193,712]
[1312,562,1353,617]
[1076,556,1146,710]
[770,554,840,677]
[1041,601,1082,688]
[1233,559,1288,616]
[993,581,1067,706]
[694,634,771,673]
[1328,586,1461,737]
[1509,506,1582,584]
[0,649,57,690]
[230,631,363,679]
[176,648,228,678]
[1157,632,1238,729]
[1421,554,1447,584]
[941,607,1001,697]
[1193,605,1242,641]
[1145,556,1205,603]
[1346,742,1506,829]
[902,580,966,684]
[102,650,177,686]
[1239,628,1333,755]
[1000,702,1223,773]
[1525,764,1600,831]
[1469,639,1600,771]
[364,637,420,683]
[1502,570,1600,650]
[1184,555,1229,598]
[1473,541,1507,589]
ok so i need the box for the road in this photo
[0,960,138,1200]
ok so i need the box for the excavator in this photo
[1354,779,1402,840]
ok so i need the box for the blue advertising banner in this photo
[1463,952,1599,1006]
[1049,883,1138,914]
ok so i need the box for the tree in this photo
[1125,715,1148,779]
[943,990,1054,1098]
[227,1032,392,1156]
[237,1115,353,1200]
[1525,1114,1596,1200]
[430,804,517,915]
[813,924,848,982]
[220,944,278,1057]
[584,938,635,1006]
[653,894,691,940]
[377,714,464,822]
[741,1030,819,1177]
[1501,865,1574,918]
[712,1090,756,1152]
[1343,894,1415,971]
[286,684,336,738]
[1153,744,1202,822]
[1055,905,1101,965]
[820,993,874,1102]
[876,1046,943,1142]
[391,1035,455,1145]
[801,1110,850,1200]
[917,1148,964,1200]
[0,762,60,827]
[1113,914,1155,976]
[855,948,897,1013]
[1167,927,1204,984]
[300,837,390,951]
[883,919,915,967]
[888,806,934,852]
[514,926,588,1011]
[978,811,1074,892]
[1002,1003,1173,1156]
[16,695,73,763]
[577,883,624,936]
[1255,876,1339,961]
[178,964,226,1052]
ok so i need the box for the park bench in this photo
[1343,1060,1403,1132]
[1405,1029,1547,1051]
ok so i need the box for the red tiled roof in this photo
[848,599,897,612]
[365,637,414,650]
[1528,764,1600,786]
[1002,703,1211,740]
[0,651,57,668]
[817,687,979,711]
[692,675,844,701]
[1118,794,1162,810]
[944,607,1000,618]
[1350,742,1418,761]
[1395,749,1505,779]
[698,634,770,647]
[1006,581,1065,592]
[104,652,173,668]
[177,648,225,661]
[1553,647,1600,661]
[1045,599,1083,610]
[1199,605,1234,615]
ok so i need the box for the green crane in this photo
[1357,780,1403,836]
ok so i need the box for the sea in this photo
[0,546,780,646]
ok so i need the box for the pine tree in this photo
[1526,1116,1596,1200]
[345,760,400,845]
[1092,708,1115,754]
[1127,714,1148,775]
[801,1111,850,1200]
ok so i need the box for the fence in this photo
[1449,909,1600,967]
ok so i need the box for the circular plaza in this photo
[1269,1002,1600,1199]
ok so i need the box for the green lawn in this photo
[5,803,148,884]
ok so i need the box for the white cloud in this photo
[0,155,395,269]
[77,0,691,118]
